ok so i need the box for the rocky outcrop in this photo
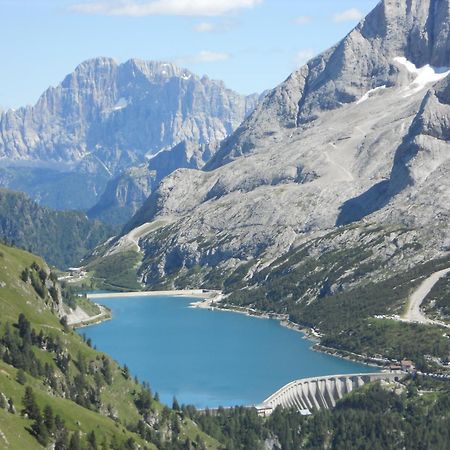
[87,165,155,225]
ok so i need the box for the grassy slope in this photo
[86,250,143,291]
[0,243,219,449]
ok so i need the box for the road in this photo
[403,268,450,326]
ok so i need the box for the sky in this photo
[0,0,379,108]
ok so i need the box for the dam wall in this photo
[257,372,400,416]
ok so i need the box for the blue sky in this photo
[1,0,379,108]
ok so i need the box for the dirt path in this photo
[324,148,354,182]
[403,268,450,325]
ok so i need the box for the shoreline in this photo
[190,299,387,370]
[87,289,221,300]
[74,289,222,329]
[83,289,389,370]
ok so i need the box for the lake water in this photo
[80,294,376,408]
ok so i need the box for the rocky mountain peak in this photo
[362,0,450,67]
[206,0,450,170]
[121,59,191,81]
[0,57,260,211]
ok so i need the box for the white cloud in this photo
[294,49,315,67]
[332,8,364,23]
[293,16,312,25]
[176,50,231,64]
[195,50,230,62]
[194,22,215,32]
[69,0,263,17]
[193,20,236,33]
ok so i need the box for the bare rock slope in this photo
[107,0,450,294]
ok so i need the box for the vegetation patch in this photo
[0,189,117,269]
[88,251,142,291]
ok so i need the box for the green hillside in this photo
[0,189,116,269]
[0,243,219,449]
[224,230,450,369]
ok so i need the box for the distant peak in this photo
[74,57,118,71]
[122,59,192,80]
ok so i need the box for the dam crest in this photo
[256,372,401,416]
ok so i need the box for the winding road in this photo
[403,268,450,327]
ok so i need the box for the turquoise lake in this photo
[80,295,376,408]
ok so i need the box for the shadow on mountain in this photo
[336,180,391,226]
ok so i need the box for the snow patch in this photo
[394,57,450,97]
[356,85,386,104]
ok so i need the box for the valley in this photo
[1,0,450,448]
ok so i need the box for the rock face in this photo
[88,140,219,224]
[208,0,450,169]
[0,58,258,212]
[112,0,450,288]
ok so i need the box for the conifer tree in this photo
[87,430,98,450]
[44,404,55,434]
[22,386,40,420]
[69,431,82,450]
[32,414,49,446]
[172,396,180,411]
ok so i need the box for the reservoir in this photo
[80,294,376,408]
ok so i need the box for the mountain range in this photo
[0,59,259,221]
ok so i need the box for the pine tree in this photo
[87,430,98,450]
[17,313,30,338]
[102,357,113,385]
[22,386,40,420]
[69,431,82,450]
[55,426,70,450]
[43,404,55,434]
[172,396,180,411]
[32,414,49,446]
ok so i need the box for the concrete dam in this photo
[256,372,400,416]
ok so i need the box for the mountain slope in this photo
[0,243,220,449]
[88,140,218,225]
[0,58,258,212]
[0,189,116,268]
[95,0,450,361]
[121,0,450,273]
